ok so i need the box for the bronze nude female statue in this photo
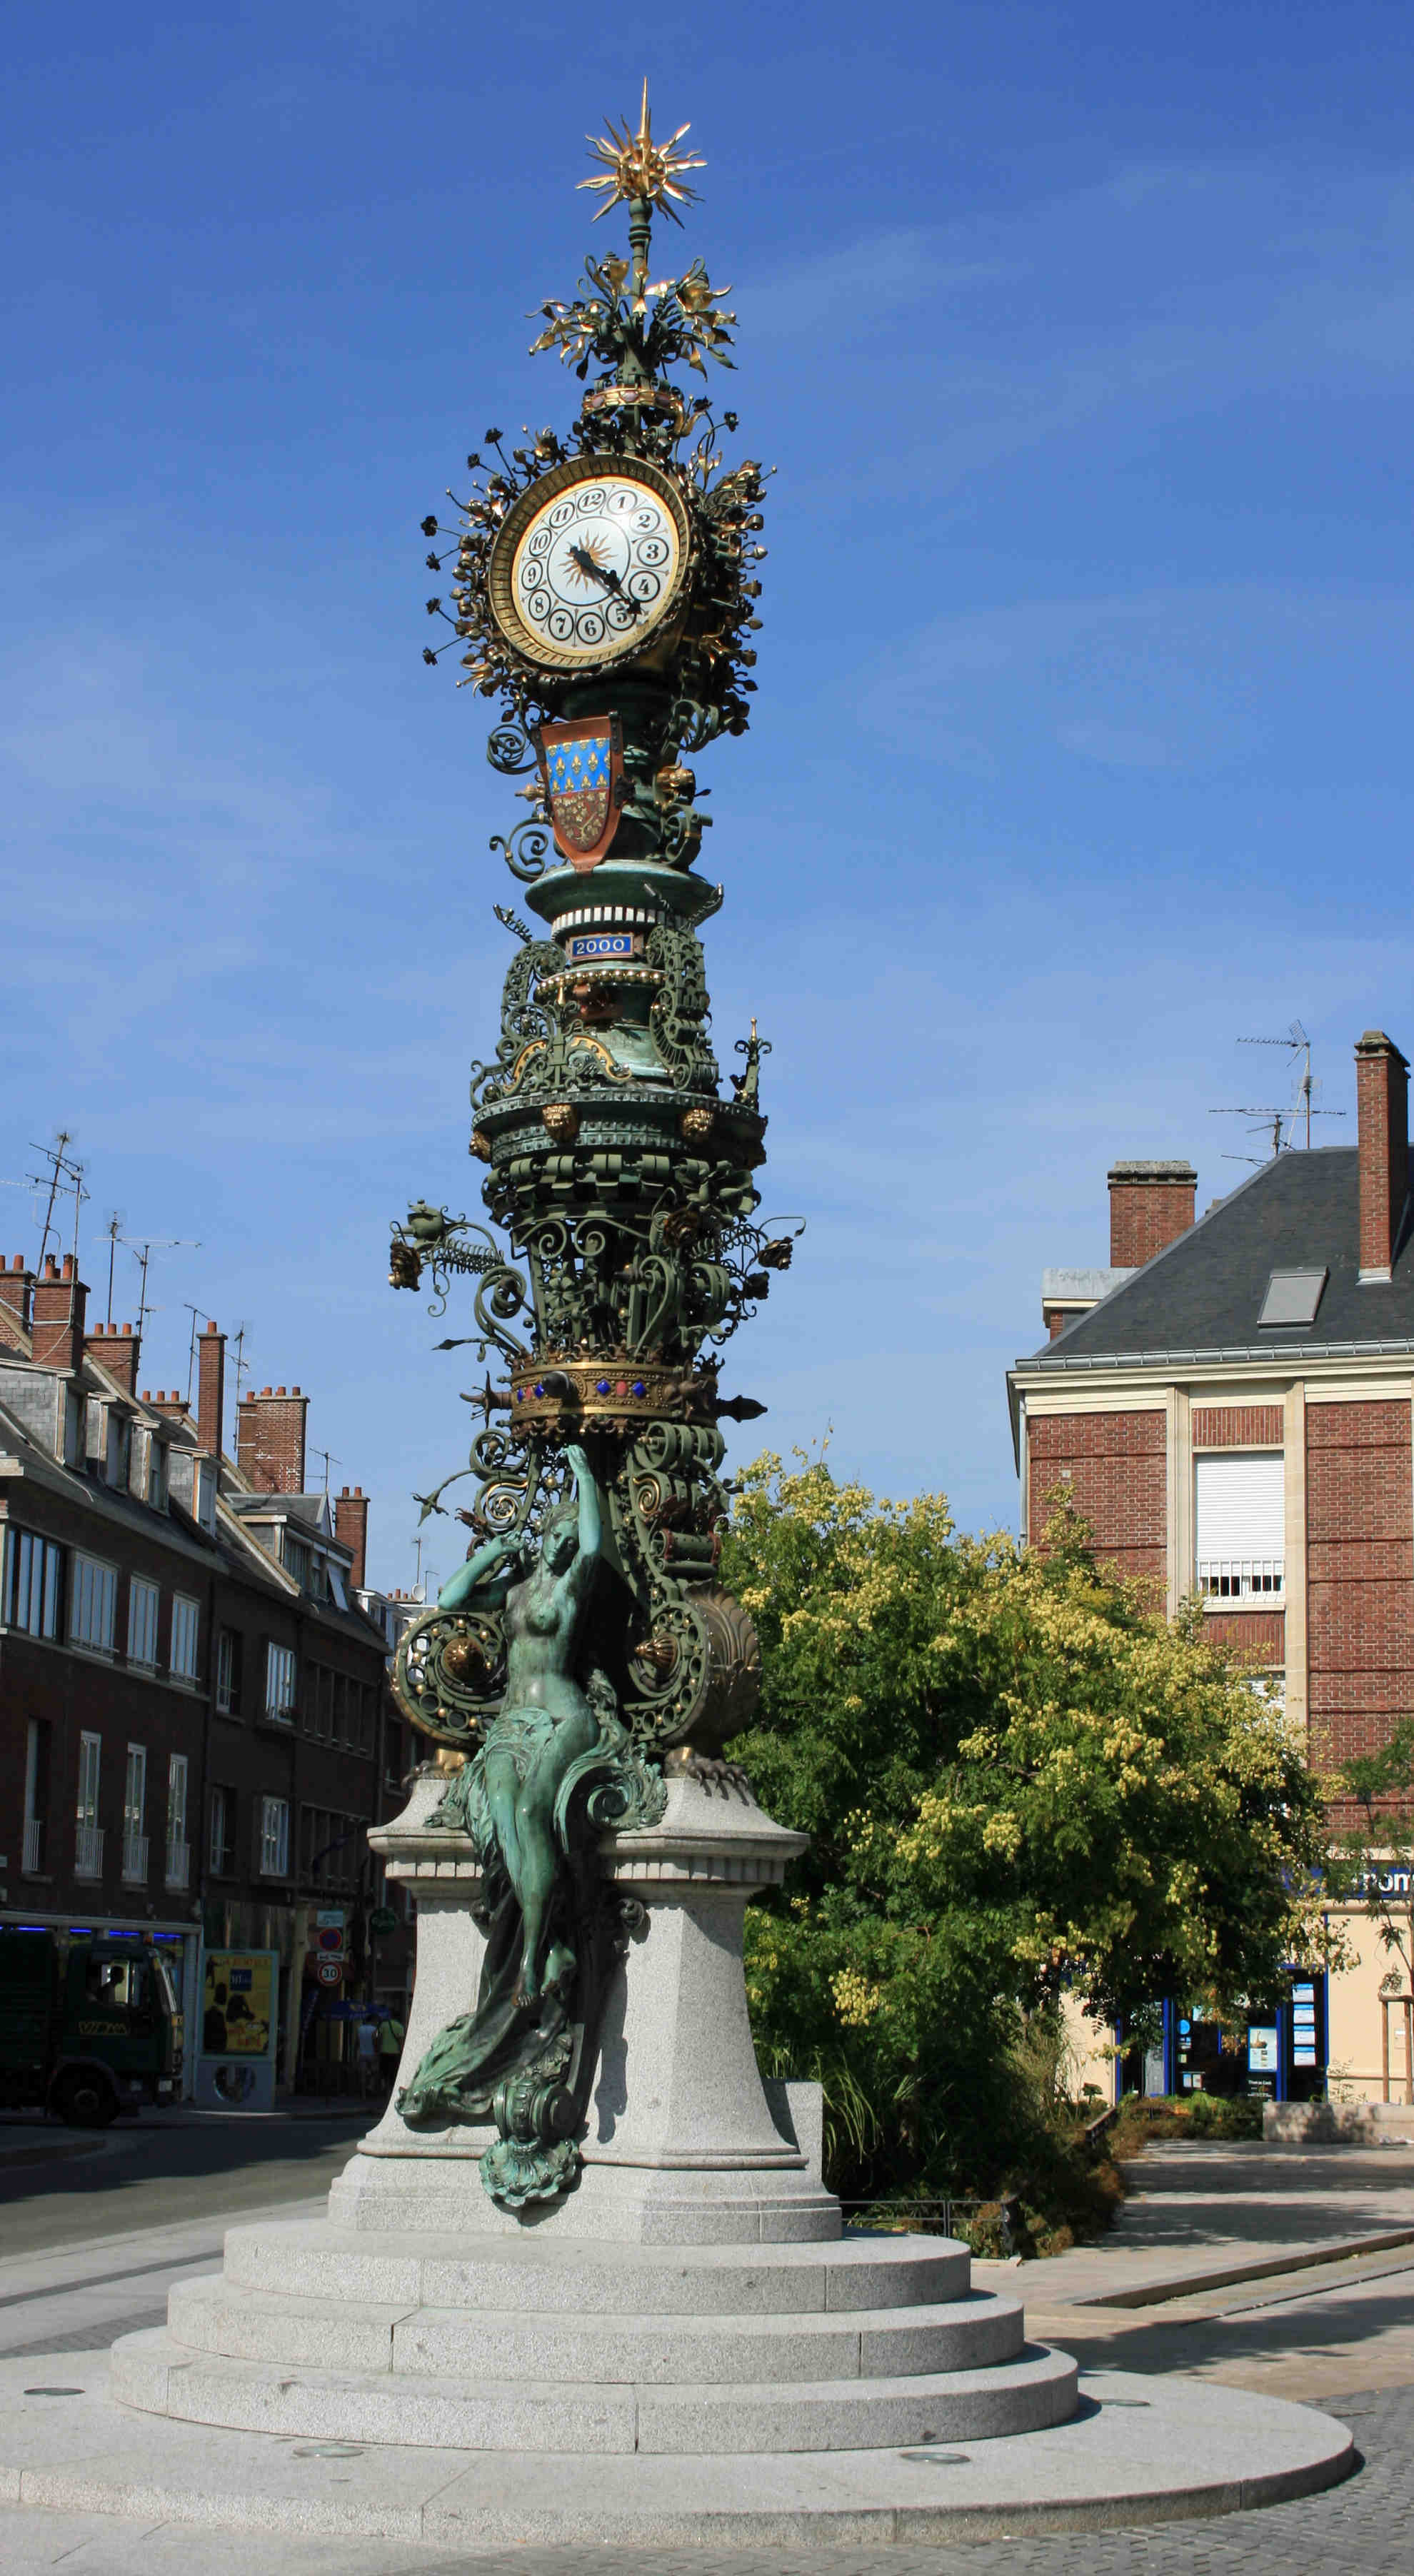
[397,1444,663,2202]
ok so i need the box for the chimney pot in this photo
[11,1256,22,1273]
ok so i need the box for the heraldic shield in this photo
[536,716,625,872]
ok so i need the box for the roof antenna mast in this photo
[1238,1021,1346,1149]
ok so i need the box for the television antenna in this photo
[310,1443,341,1501]
[28,1133,86,1274]
[1209,1105,1289,1166]
[229,1322,251,1417]
[1238,1021,1346,1148]
[126,1236,201,1336]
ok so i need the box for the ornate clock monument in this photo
[94,105,1352,2541]
[381,89,801,2210]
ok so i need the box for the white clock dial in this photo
[508,475,682,664]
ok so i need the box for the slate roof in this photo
[1021,1147,1414,1371]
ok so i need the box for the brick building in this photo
[1008,1030,1414,2107]
[0,1256,408,2088]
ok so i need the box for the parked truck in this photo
[0,1926,184,2125]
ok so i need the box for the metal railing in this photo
[164,1838,191,1891]
[1197,1556,1283,1601]
[22,1816,44,1875]
[74,1823,105,1880]
[121,1829,149,1885]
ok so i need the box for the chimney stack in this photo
[1355,1029,1410,1283]
[236,1385,309,1494]
[335,1484,369,1592]
[1108,1161,1197,1269]
[30,1254,87,1372]
[198,1321,226,1457]
[0,1256,33,1342]
[84,1319,141,1394]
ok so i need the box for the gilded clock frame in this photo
[486,451,695,679]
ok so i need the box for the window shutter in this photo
[1194,1452,1285,1598]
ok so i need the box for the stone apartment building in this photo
[0,1252,411,2087]
[1009,1029,1414,2108]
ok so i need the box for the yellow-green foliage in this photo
[723,1456,1328,2198]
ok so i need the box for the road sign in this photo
[316,1926,345,1953]
[315,1909,346,1930]
[316,1958,344,1990]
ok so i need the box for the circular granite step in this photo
[166,2274,1025,2385]
[109,2325,1078,2452]
[220,2217,971,2314]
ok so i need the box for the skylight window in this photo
[1258,1267,1328,1329]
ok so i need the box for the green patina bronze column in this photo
[386,91,796,2208]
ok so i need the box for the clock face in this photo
[491,462,688,671]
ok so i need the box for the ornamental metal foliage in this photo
[387,94,798,2206]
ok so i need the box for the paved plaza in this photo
[0,2118,1410,2572]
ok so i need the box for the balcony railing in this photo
[74,1823,105,1880]
[121,1829,149,1885]
[22,1816,44,1875]
[1197,1556,1284,1603]
[164,1838,191,1891]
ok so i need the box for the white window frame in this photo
[166,1752,190,1888]
[208,1783,232,1876]
[6,1529,63,1639]
[170,1593,200,1684]
[122,1741,148,1885]
[74,1730,103,1880]
[70,1553,117,1654]
[127,1576,160,1669]
[259,1794,290,1878]
[265,1641,297,1721]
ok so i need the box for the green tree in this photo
[723,1456,1329,2200]
[1328,1718,1414,1996]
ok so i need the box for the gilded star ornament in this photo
[578,81,706,226]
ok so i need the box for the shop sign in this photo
[369,1906,397,1937]
[1248,2026,1279,2074]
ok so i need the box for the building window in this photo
[283,1533,311,1589]
[23,1718,50,1874]
[5,1530,64,1639]
[127,1577,160,1669]
[166,1753,190,1889]
[299,1805,362,1889]
[209,1784,234,1876]
[170,1593,200,1684]
[264,1641,297,1721]
[258,1795,290,1878]
[196,1459,216,1532]
[75,1731,104,1881]
[70,1554,118,1654]
[147,1439,168,1509]
[1195,1452,1285,1601]
[122,1744,148,1883]
[216,1627,243,1715]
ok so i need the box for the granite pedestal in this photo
[83,1772,1355,2538]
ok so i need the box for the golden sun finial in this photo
[578,80,705,226]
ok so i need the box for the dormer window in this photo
[283,1533,311,1588]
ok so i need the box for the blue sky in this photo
[5,3,1414,1587]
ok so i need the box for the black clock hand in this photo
[566,545,642,618]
